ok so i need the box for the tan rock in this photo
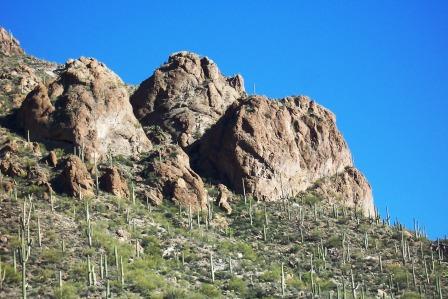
[143,145,207,210]
[55,155,94,197]
[17,57,151,161]
[100,167,130,198]
[192,95,374,215]
[48,151,58,167]
[0,27,24,56]
[31,142,41,156]
[131,52,245,147]
[217,184,232,215]
[0,155,27,178]
[27,165,49,186]
[309,166,375,216]
[116,229,130,242]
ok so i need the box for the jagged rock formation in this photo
[54,155,94,197]
[0,27,24,56]
[131,51,245,147]
[0,28,57,113]
[191,95,374,215]
[309,166,374,216]
[2,29,374,216]
[100,166,130,198]
[217,183,232,215]
[17,57,151,160]
[48,150,58,167]
[142,144,207,209]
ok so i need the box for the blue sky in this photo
[2,1,447,238]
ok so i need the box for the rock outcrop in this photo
[142,144,207,209]
[131,51,245,147]
[217,184,232,215]
[54,155,94,197]
[17,57,151,160]
[100,167,130,198]
[0,28,24,56]
[191,95,374,215]
[309,166,375,216]
[48,151,58,167]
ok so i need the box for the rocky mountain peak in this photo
[17,57,151,161]
[189,94,374,216]
[131,51,245,147]
[0,27,24,56]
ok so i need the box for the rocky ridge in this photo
[0,28,24,56]
[0,26,447,299]
[17,57,151,161]
[2,26,373,214]
[131,51,245,148]
[190,95,374,216]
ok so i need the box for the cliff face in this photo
[130,51,245,148]
[1,27,374,214]
[17,57,151,160]
[0,29,58,114]
[0,27,24,56]
[190,95,374,216]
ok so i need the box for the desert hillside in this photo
[0,27,446,298]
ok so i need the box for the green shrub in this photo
[41,248,63,264]
[228,277,248,295]
[401,292,421,299]
[326,235,342,248]
[260,265,281,282]
[199,283,221,298]
[3,263,20,284]
[54,282,79,299]
[127,268,166,296]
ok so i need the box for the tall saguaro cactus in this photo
[18,200,32,299]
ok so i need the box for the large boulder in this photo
[54,155,94,197]
[131,51,245,147]
[309,166,375,216]
[191,95,374,215]
[0,27,24,56]
[0,28,58,114]
[17,57,151,160]
[217,184,232,215]
[100,167,130,198]
[142,144,207,210]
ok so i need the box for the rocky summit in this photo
[17,57,151,161]
[131,51,245,148]
[190,95,374,216]
[0,27,446,299]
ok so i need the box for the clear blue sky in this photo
[2,1,447,239]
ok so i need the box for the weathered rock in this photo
[142,144,207,209]
[48,151,58,167]
[217,184,232,215]
[309,166,374,216]
[54,155,94,197]
[131,51,245,147]
[116,229,130,242]
[100,167,130,198]
[0,140,18,158]
[0,47,58,113]
[27,165,49,186]
[0,154,27,178]
[0,27,24,56]
[17,57,151,160]
[191,95,374,215]
[31,142,41,156]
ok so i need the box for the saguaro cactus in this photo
[18,200,32,299]
[281,262,286,297]
[0,257,6,290]
[210,252,215,283]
